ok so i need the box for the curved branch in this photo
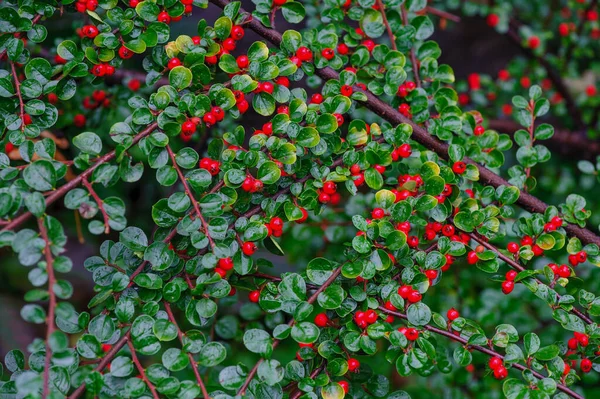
[208,0,600,248]
[0,122,158,232]
[237,265,343,395]
[488,119,600,161]
[38,217,57,399]
[378,307,584,399]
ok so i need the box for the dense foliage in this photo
[0,0,599,398]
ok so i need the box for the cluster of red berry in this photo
[199,157,221,176]
[317,181,341,205]
[74,0,97,13]
[83,89,110,110]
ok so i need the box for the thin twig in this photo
[10,62,25,132]
[1,122,158,232]
[378,307,583,399]
[68,331,131,399]
[376,0,397,50]
[82,178,110,234]
[237,265,343,395]
[39,217,56,399]
[166,145,214,248]
[127,340,160,399]
[164,302,210,399]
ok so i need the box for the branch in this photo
[68,330,131,399]
[400,5,421,88]
[1,122,158,232]
[82,178,110,234]
[208,0,600,248]
[166,145,215,248]
[10,62,25,132]
[237,265,343,395]
[38,217,57,399]
[467,232,594,325]
[163,302,210,399]
[488,119,600,161]
[127,340,160,399]
[376,0,397,50]
[378,307,583,399]
[423,7,461,23]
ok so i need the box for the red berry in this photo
[237,99,249,113]
[350,164,361,175]
[338,381,349,394]
[558,23,570,37]
[311,93,324,104]
[297,208,309,223]
[249,290,260,303]
[425,269,438,280]
[488,356,503,370]
[223,38,236,51]
[347,358,360,372]
[74,114,86,127]
[474,125,485,136]
[487,13,499,27]
[505,270,518,281]
[498,69,510,81]
[528,36,540,49]
[269,217,284,231]
[447,308,459,321]
[157,11,171,24]
[467,251,478,265]
[321,48,334,60]
[558,265,571,278]
[567,337,578,350]
[405,328,419,341]
[398,285,412,299]
[296,46,312,62]
[362,39,375,52]
[236,55,249,69]
[323,181,337,195]
[493,366,508,380]
[581,358,592,373]
[86,0,98,10]
[231,25,245,40]
[340,84,353,96]
[407,290,422,303]
[181,120,196,135]
[215,267,227,278]
[371,208,385,219]
[365,309,378,324]
[167,58,182,70]
[218,257,234,271]
[577,251,588,263]
[452,161,467,174]
[315,313,329,327]
[192,36,201,45]
[242,242,257,256]
[507,242,519,253]
[397,143,412,158]
[407,235,419,248]
[577,333,589,347]
[337,43,349,55]
[501,280,514,294]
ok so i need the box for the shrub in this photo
[0,0,599,398]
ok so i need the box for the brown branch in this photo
[467,232,594,325]
[166,145,214,248]
[38,217,57,399]
[237,265,343,395]
[68,331,131,399]
[400,5,421,88]
[82,178,110,234]
[1,122,158,232]
[488,119,600,161]
[376,0,397,50]
[126,340,160,399]
[424,6,461,23]
[10,62,25,132]
[208,0,600,248]
[164,302,210,399]
[289,363,326,399]
[378,307,583,399]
